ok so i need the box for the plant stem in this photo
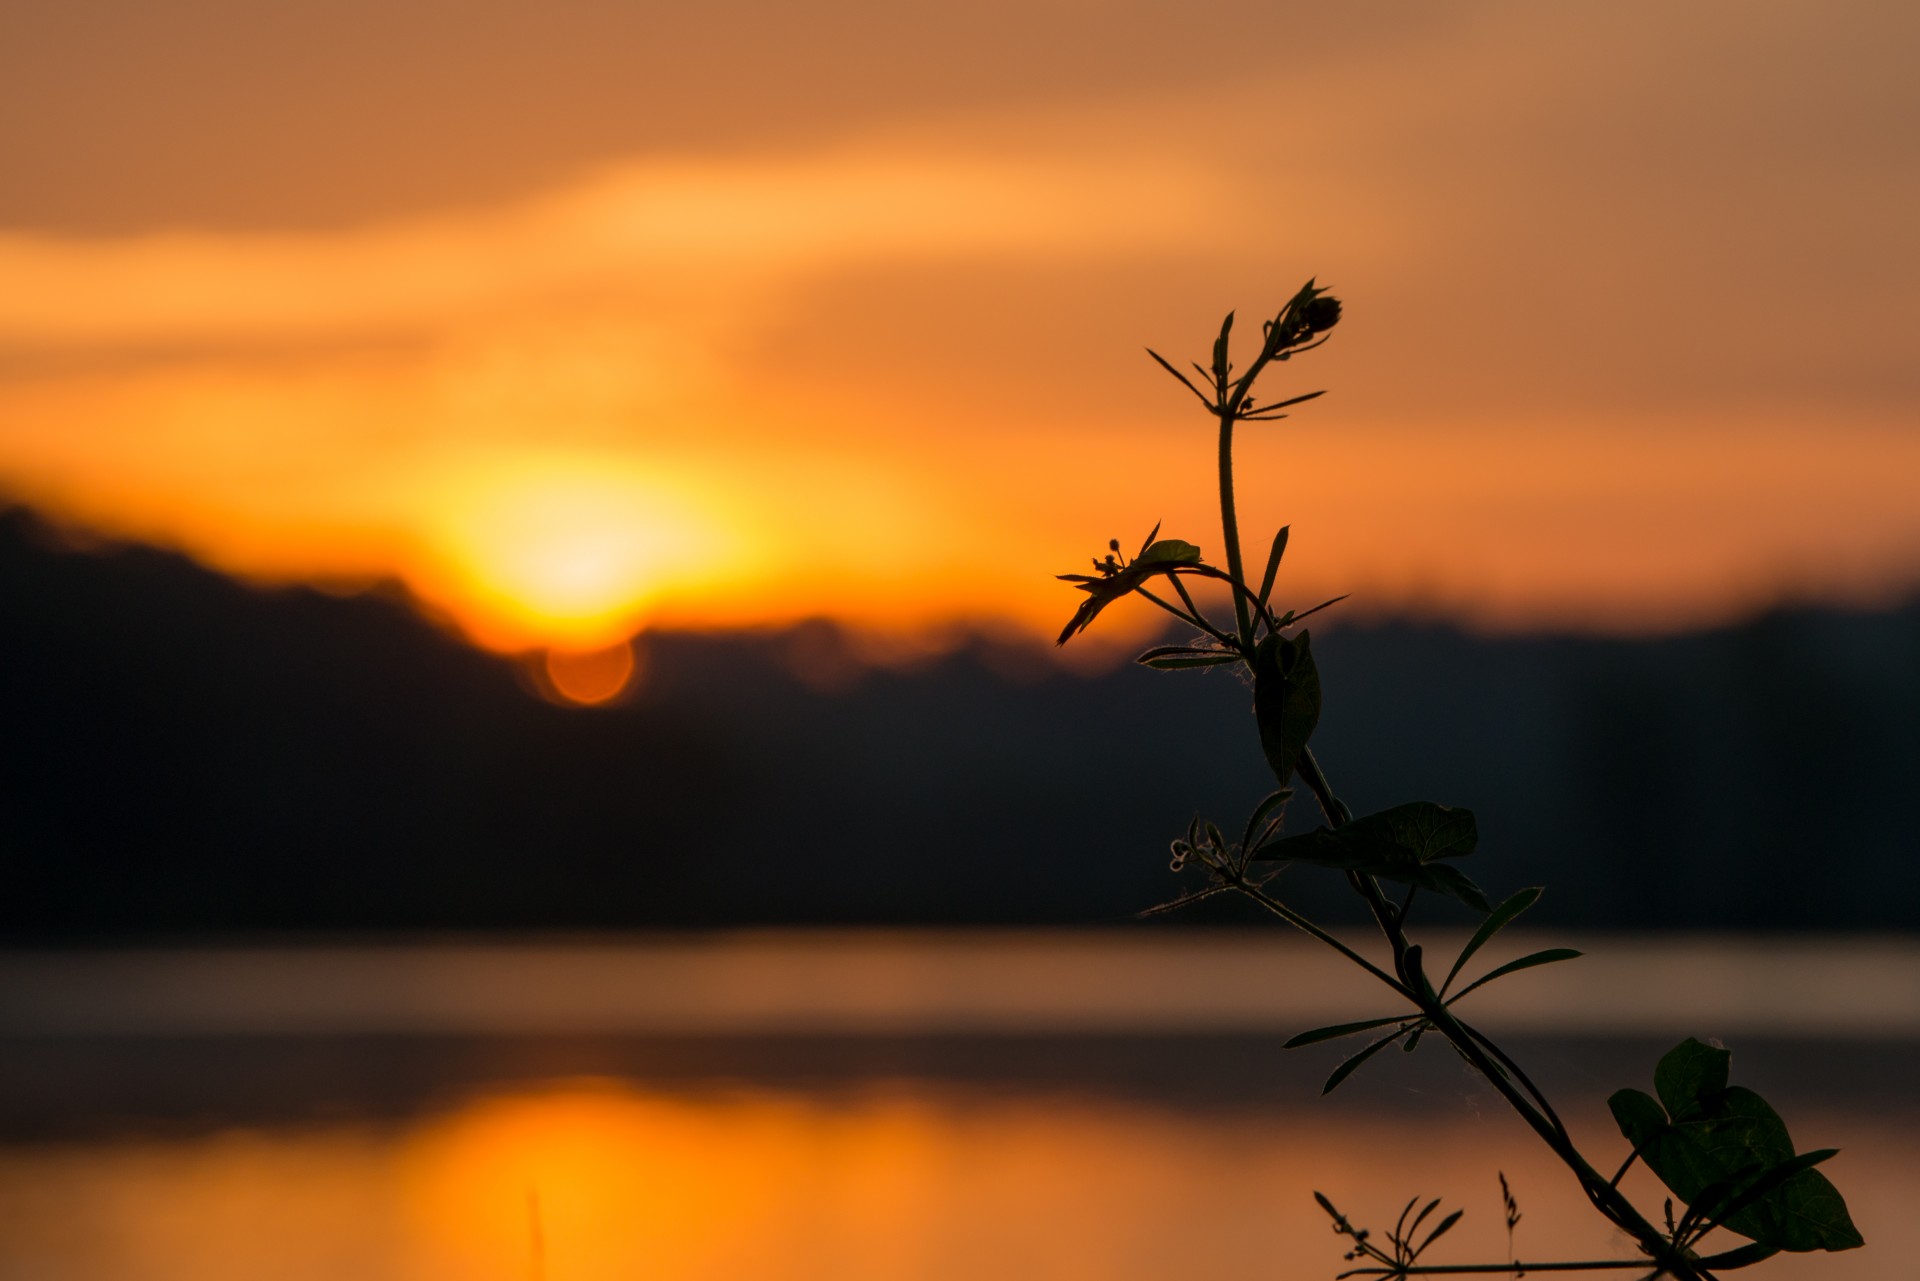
[1212,301,1302,646]
[1182,564,1281,634]
[1232,879,1412,999]
[1163,288,1766,1281]
[1290,750,1711,1281]
[1340,1262,1659,1275]
[1133,586,1236,647]
[1215,369,1532,1234]
[1218,411,1253,646]
[1342,1238,1779,1277]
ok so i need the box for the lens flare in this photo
[541,643,639,706]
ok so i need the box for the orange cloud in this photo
[1,77,1915,657]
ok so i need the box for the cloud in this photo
[0,145,1221,351]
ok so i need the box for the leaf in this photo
[1403,1196,1439,1243]
[1242,388,1330,421]
[1698,1242,1782,1269]
[1609,1089,1669,1152]
[1239,788,1292,851]
[1282,1015,1408,1049]
[1694,1149,1837,1236]
[1755,1160,1861,1252]
[1135,644,1228,662]
[1136,643,1239,671]
[1416,864,1494,913]
[1443,886,1544,994]
[1607,1044,1864,1253]
[1251,630,1321,786]
[1250,801,1489,911]
[1257,388,1328,413]
[1416,1209,1464,1257]
[1137,539,1202,566]
[1289,592,1349,625]
[1210,310,1234,383]
[1657,1037,1731,1123]
[1145,347,1214,409]
[1679,1092,1855,1250]
[1323,1025,1406,1094]
[1055,533,1204,645]
[1261,801,1477,863]
[1447,948,1583,1003]
[1256,525,1290,608]
[1373,802,1478,861]
[1140,654,1240,670]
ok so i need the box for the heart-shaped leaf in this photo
[1607,1040,1862,1253]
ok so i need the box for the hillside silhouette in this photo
[3,506,1916,934]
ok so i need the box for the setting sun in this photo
[403,454,747,652]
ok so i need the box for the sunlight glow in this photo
[0,103,1914,653]
[0,1080,1787,1281]
[408,455,743,651]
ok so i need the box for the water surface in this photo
[2,933,1912,1280]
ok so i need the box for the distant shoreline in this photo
[5,930,1916,1040]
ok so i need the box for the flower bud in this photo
[1302,295,1342,335]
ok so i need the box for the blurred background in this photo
[1,1,1916,1278]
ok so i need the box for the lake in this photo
[1,931,1914,1280]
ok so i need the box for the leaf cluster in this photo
[1317,1190,1463,1280]
[1609,1040,1862,1256]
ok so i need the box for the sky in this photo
[1,0,1916,661]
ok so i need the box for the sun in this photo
[410,452,741,652]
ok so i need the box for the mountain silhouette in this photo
[3,506,1916,934]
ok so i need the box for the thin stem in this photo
[1178,564,1281,634]
[1231,879,1412,999]
[1133,587,1237,648]
[1211,302,1321,650]
[1342,1238,1776,1278]
[1461,1019,1570,1138]
[1217,412,1253,645]
[1164,572,1216,636]
[1297,747,1353,827]
[1340,1261,1662,1276]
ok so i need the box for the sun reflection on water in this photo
[0,1079,1908,1281]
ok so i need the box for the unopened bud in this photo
[1302,295,1342,335]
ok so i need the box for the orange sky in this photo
[1,1,1916,657]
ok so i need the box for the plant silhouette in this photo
[1054,281,1862,1279]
